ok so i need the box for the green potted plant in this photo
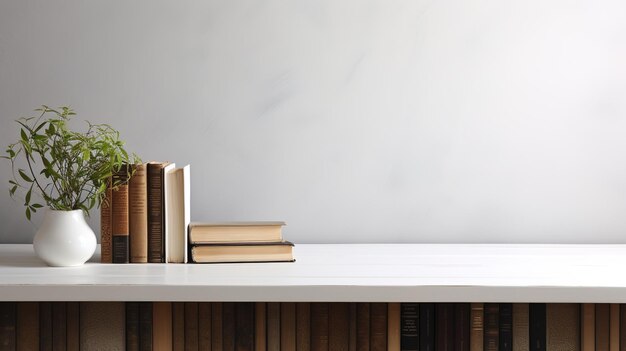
[2,106,138,266]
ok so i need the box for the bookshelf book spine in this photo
[52,302,67,351]
[357,303,370,351]
[16,302,39,351]
[129,164,148,263]
[281,302,297,351]
[401,303,419,351]
[436,303,454,351]
[153,302,173,351]
[484,303,499,351]
[223,302,235,351]
[582,304,595,351]
[147,163,165,263]
[39,302,52,351]
[212,302,223,351]
[296,302,311,351]
[139,302,153,351]
[610,304,619,351]
[255,303,266,351]
[100,181,113,263]
[267,302,281,351]
[512,304,529,351]
[236,302,255,351]
[546,303,580,351]
[620,304,626,351]
[529,303,546,351]
[311,303,329,351]
[329,303,350,351]
[185,302,199,351]
[388,303,401,351]
[172,302,184,351]
[420,303,435,351]
[112,165,129,263]
[470,303,484,351]
[455,303,470,351]
[0,302,16,350]
[370,303,388,351]
[126,302,140,351]
[596,304,610,351]
[199,303,212,351]
[499,303,513,351]
[67,302,80,351]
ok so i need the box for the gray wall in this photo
[1,0,626,244]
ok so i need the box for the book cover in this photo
[153,302,173,351]
[256,303,266,351]
[189,221,285,244]
[267,302,281,351]
[499,303,513,351]
[67,302,80,351]
[185,302,199,351]
[388,303,401,351]
[212,302,223,351]
[401,303,419,351]
[199,303,212,351]
[297,302,311,351]
[420,303,435,351]
[370,303,388,351]
[165,164,190,263]
[455,303,470,351]
[484,303,499,351]
[129,163,148,263]
[0,302,16,350]
[100,182,113,263]
[147,162,173,263]
[311,302,329,351]
[546,303,580,351]
[281,302,297,350]
[17,302,39,351]
[436,303,454,351]
[126,302,140,351]
[190,241,294,264]
[329,303,350,351]
[357,303,370,351]
[139,302,153,351]
[172,302,185,351]
[512,304,529,351]
[112,165,130,263]
[596,304,610,351]
[529,303,546,351]
[581,304,595,351]
[40,302,52,351]
[236,302,255,351]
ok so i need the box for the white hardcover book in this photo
[166,164,190,263]
[162,162,176,263]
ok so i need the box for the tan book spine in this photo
[267,302,281,351]
[212,302,223,351]
[512,303,529,351]
[297,302,311,351]
[610,304,620,351]
[281,302,297,350]
[100,182,113,263]
[199,303,212,351]
[582,304,596,351]
[129,164,148,263]
[79,302,125,351]
[597,304,610,351]
[546,303,580,351]
[67,302,80,351]
[154,302,173,351]
[470,303,484,351]
[112,165,130,263]
[17,302,38,351]
[172,302,185,351]
[388,303,401,351]
[256,303,267,351]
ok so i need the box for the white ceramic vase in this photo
[33,209,97,267]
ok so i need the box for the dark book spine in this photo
[126,302,140,351]
[236,302,255,351]
[454,303,470,351]
[67,302,80,351]
[596,304,610,351]
[211,302,223,351]
[311,303,329,351]
[436,303,454,351]
[16,302,39,351]
[499,304,512,351]
[420,303,435,351]
[529,303,546,351]
[147,163,165,263]
[281,302,297,350]
[484,303,499,351]
[100,181,113,263]
[357,303,370,351]
[255,303,266,351]
[267,302,281,351]
[329,303,350,351]
[223,302,236,351]
[172,302,185,351]
[139,302,153,351]
[185,302,199,351]
[401,303,419,351]
[370,303,388,351]
[199,303,212,351]
[0,302,16,350]
[112,165,130,263]
[40,302,52,351]
[621,304,626,351]
[297,302,311,351]
[52,302,67,351]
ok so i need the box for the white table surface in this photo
[0,243,625,302]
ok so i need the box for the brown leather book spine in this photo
[267,302,281,351]
[67,302,79,351]
[610,304,619,351]
[199,303,212,351]
[100,182,113,263]
[370,303,388,351]
[185,302,199,351]
[620,305,626,351]
[224,302,236,351]
[297,302,311,351]
[311,302,329,351]
[387,303,400,351]
[112,165,130,263]
[126,302,140,351]
[329,303,350,351]
[139,302,153,351]
[281,302,297,350]
[129,164,148,263]
[546,303,580,351]
[500,303,513,351]
[212,302,223,351]
[256,303,267,351]
[17,302,39,351]
[597,304,610,351]
[52,302,67,351]
[484,303,499,351]
[154,302,173,351]
[470,303,484,351]
[350,303,357,351]
[357,303,370,351]
[40,302,52,351]
[436,303,454,351]
[582,304,595,351]
[147,163,165,263]
[455,303,470,351]
[513,304,529,351]
[236,302,255,351]
[0,302,16,350]
[172,302,185,351]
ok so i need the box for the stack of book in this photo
[101,162,191,264]
[188,222,294,263]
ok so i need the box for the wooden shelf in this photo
[0,243,625,302]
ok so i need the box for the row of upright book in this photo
[100,162,294,264]
[0,302,620,350]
